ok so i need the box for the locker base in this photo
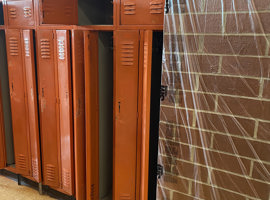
[17,174,21,185]
[38,182,43,195]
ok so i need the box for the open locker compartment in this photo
[0,0,4,26]
[0,30,14,169]
[78,0,113,25]
[72,30,113,200]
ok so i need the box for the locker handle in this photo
[118,101,121,113]
[42,88,45,97]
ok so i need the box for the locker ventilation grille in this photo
[123,2,136,15]
[16,154,27,171]
[40,39,51,59]
[62,169,71,189]
[8,8,17,18]
[43,2,55,16]
[64,7,73,17]
[46,164,56,183]
[9,37,19,56]
[32,159,39,180]
[120,194,131,200]
[150,1,163,14]
[90,184,95,200]
[24,7,32,18]
[121,42,135,66]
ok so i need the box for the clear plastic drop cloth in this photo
[157,0,270,199]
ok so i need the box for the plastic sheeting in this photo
[157,0,270,199]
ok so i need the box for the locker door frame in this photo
[84,31,99,200]
[5,29,32,177]
[0,84,7,169]
[21,29,42,182]
[71,30,86,200]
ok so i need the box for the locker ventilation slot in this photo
[43,2,55,16]
[24,38,30,57]
[9,37,19,56]
[32,159,39,180]
[40,39,51,59]
[64,7,73,17]
[16,154,27,171]
[121,42,135,66]
[24,7,32,18]
[62,169,71,189]
[8,8,17,18]
[123,2,136,15]
[120,194,131,200]
[46,164,56,183]
[150,1,163,14]
[91,184,95,200]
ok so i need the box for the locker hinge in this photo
[160,85,168,101]
[157,164,164,179]
[165,0,170,14]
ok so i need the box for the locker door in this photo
[140,30,153,200]
[6,0,35,27]
[41,0,78,25]
[36,30,60,188]
[22,30,42,182]
[71,30,86,200]
[120,0,164,25]
[84,31,99,200]
[5,29,31,176]
[0,86,6,169]
[114,30,140,200]
[55,30,74,195]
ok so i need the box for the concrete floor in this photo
[0,175,55,200]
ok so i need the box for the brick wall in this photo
[158,0,270,199]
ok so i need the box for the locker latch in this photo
[160,85,168,101]
[157,164,164,179]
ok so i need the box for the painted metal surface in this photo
[40,0,78,25]
[36,29,74,195]
[22,30,42,182]
[114,30,140,200]
[5,29,31,177]
[120,0,164,25]
[84,31,99,200]
[36,29,60,188]
[71,30,86,200]
[5,0,35,27]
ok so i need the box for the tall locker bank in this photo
[0,29,42,183]
[36,29,74,195]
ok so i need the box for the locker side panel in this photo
[0,86,6,169]
[41,0,78,25]
[5,29,31,176]
[36,30,60,188]
[56,30,74,195]
[22,30,42,182]
[114,30,140,200]
[120,0,164,25]
[72,30,86,200]
[6,0,35,27]
[84,31,99,200]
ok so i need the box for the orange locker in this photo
[5,29,41,182]
[39,0,78,25]
[36,29,74,195]
[4,0,35,27]
[120,0,165,25]
[114,30,154,200]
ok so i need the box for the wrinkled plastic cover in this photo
[157,0,270,199]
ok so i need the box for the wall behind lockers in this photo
[158,0,270,200]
